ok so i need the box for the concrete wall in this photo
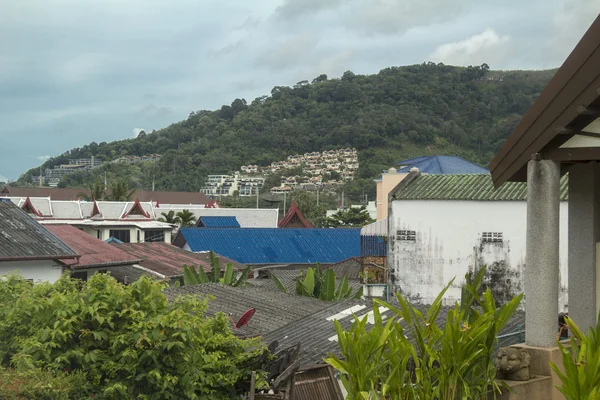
[82,227,171,243]
[375,172,407,221]
[0,260,65,283]
[389,200,568,308]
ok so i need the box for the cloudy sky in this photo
[1,0,598,181]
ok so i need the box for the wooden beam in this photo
[542,147,600,162]
[577,105,600,116]
[577,131,600,139]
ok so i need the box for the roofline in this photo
[489,15,600,187]
[0,254,80,262]
[387,170,421,202]
[69,259,143,270]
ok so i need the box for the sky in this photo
[0,0,599,182]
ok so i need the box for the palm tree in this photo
[77,180,105,201]
[106,181,136,201]
[176,209,197,227]
[158,210,181,224]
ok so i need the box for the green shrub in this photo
[0,273,266,399]
[0,367,91,399]
[325,266,523,400]
[551,313,600,399]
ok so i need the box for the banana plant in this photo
[269,267,363,301]
[182,251,250,287]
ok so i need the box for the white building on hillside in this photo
[387,171,569,309]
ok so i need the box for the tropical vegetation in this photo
[271,267,363,301]
[551,312,600,399]
[0,273,266,399]
[182,251,251,287]
[158,209,197,227]
[18,64,555,205]
[325,266,523,399]
[322,205,375,228]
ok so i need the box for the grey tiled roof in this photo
[163,284,336,337]
[249,268,363,293]
[0,200,78,261]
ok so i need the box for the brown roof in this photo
[278,201,312,228]
[1,186,210,204]
[490,15,600,186]
[45,225,140,268]
[112,242,245,277]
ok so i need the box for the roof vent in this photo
[410,167,419,173]
[387,167,396,173]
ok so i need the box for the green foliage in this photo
[290,267,361,301]
[176,209,197,227]
[182,251,250,287]
[0,273,265,399]
[158,210,181,224]
[551,313,600,399]
[322,205,375,228]
[105,180,136,201]
[0,367,91,399]
[18,65,555,198]
[76,179,105,201]
[325,266,523,399]
[270,274,289,293]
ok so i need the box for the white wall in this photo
[0,260,65,283]
[82,227,171,243]
[389,200,569,310]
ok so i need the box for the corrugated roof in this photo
[198,216,240,227]
[113,242,245,276]
[294,365,344,400]
[0,200,78,261]
[392,173,569,201]
[45,225,140,268]
[163,284,335,337]
[176,228,361,265]
[395,155,489,174]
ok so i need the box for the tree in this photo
[322,205,375,228]
[105,180,136,201]
[158,210,181,224]
[76,179,105,201]
[176,209,196,227]
[0,273,266,399]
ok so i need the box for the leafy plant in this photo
[551,313,600,399]
[182,251,250,287]
[290,267,362,301]
[176,209,197,227]
[0,273,266,399]
[76,179,105,201]
[322,205,375,228]
[0,367,92,400]
[325,265,523,399]
[158,210,181,224]
[105,180,136,201]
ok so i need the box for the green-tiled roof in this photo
[392,173,569,201]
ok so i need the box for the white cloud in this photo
[36,155,50,161]
[132,128,145,138]
[429,29,511,66]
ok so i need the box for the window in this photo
[144,230,165,243]
[109,229,130,243]
[482,232,503,243]
[396,230,416,241]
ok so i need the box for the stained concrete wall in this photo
[389,200,568,308]
[0,260,65,283]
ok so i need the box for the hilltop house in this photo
[374,156,488,220]
[0,199,79,282]
[387,171,569,307]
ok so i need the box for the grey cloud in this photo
[137,105,173,120]
[256,33,320,70]
[275,0,345,20]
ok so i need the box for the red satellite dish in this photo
[230,308,255,329]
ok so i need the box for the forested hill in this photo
[18,63,555,195]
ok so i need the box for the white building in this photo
[0,199,79,283]
[388,172,569,309]
[201,173,265,197]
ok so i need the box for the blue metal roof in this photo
[198,216,240,228]
[394,156,488,174]
[178,228,360,265]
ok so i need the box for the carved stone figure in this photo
[495,347,533,381]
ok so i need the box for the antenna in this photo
[229,308,255,329]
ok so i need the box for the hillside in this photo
[17,63,555,201]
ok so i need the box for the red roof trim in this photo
[21,197,43,217]
[278,201,313,228]
[90,200,102,218]
[204,200,220,208]
[121,197,151,218]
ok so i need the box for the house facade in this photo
[388,172,569,308]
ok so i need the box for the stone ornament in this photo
[495,347,533,381]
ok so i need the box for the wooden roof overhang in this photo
[490,15,600,188]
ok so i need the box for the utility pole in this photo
[316,188,320,206]
[256,187,259,209]
[341,189,345,209]
[104,172,107,191]
[283,192,287,214]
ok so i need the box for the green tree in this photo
[182,251,250,287]
[322,205,375,228]
[106,180,136,201]
[176,209,196,227]
[76,179,105,201]
[271,267,362,301]
[158,210,181,224]
[0,274,266,399]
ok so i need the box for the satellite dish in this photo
[230,308,255,329]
